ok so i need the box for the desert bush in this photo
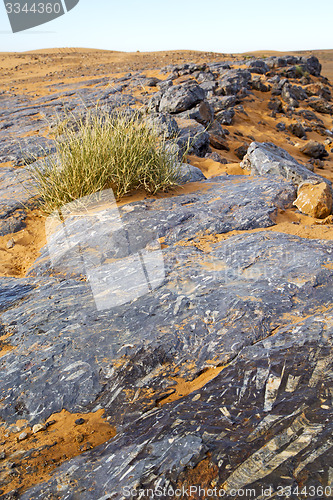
[30,109,183,213]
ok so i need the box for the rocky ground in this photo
[0,49,332,499]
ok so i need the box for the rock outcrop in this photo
[0,50,332,499]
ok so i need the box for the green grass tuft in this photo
[30,109,183,214]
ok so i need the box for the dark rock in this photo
[19,229,333,499]
[287,122,307,139]
[281,83,307,108]
[175,118,210,157]
[215,107,235,125]
[302,55,322,76]
[208,95,237,112]
[177,100,214,125]
[205,151,224,163]
[297,108,324,124]
[308,97,333,115]
[299,140,329,159]
[234,144,249,160]
[146,91,163,113]
[75,418,85,425]
[241,141,331,187]
[215,69,251,96]
[276,122,286,131]
[198,80,217,95]
[177,163,206,183]
[268,98,283,114]
[159,83,205,114]
[250,76,271,92]
[246,59,269,74]
[144,112,179,138]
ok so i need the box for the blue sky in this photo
[1,0,333,53]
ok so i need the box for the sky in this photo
[1,0,333,54]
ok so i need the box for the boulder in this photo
[308,97,333,115]
[246,59,269,74]
[299,140,329,159]
[208,95,237,112]
[302,55,322,76]
[144,112,179,138]
[241,141,332,187]
[293,180,332,218]
[251,76,271,92]
[159,83,206,114]
[215,107,235,125]
[176,100,214,125]
[215,69,252,96]
[175,118,210,157]
[287,122,307,139]
[176,163,206,184]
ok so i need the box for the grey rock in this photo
[176,163,206,183]
[143,112,179,139]
[276,122,286,131]
[251,76,271,92]
[246,59,269,74]
[287,122,307,139]
[176,100,214,125]
[241,141,332,187]
[19,230,333,499]
[309,97,333,114]
[175,118,210,157]
[216,69,252,96]
[159,83,205,114]
[299,140,329,159]
[215,107,235,125]
[302,55,322,76]
[208,95,237,112]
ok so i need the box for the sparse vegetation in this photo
[30,109,183,213]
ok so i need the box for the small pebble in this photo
[0,452,6,460]
[75,418,85,425]
[32,423,45,434]
[6,238,15,249]
[18,432,28,442]
[45,420,56,428]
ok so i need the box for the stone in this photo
[207,96,236,112]
[6,238,15,249]
[299,140,329,159]
[246,59,269,74]
[308,97,333,114]
[293,181,332,218]
[75,418,85,426]
[32,424,45,434]
[276,122,286,131]
[215,69,251,96]
[19,229,333,499]
[18,432,28,441]
[159,83,205,114]
[176,163,206,184]
[241,141,332,187]
[215,108,235,125]
[175,118,210,157]
[287,122,307,139]
[281,84,301,108]
[176,100,214,125]
[144,112,179,138]
[268,98,283,114]
[234,144,249,160]
[251,76,271,92]
[302,55,322,76]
